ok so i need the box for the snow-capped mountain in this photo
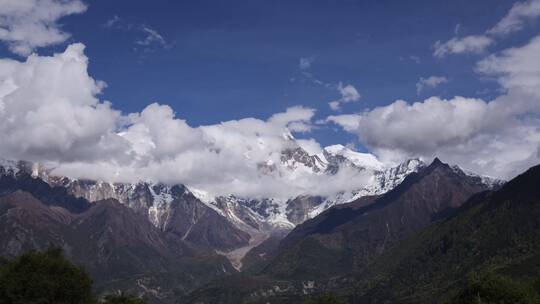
[0,143,504,266]
[0,161,250,251]
[278,144,384,175]
[321,144,385,172]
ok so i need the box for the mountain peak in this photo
[425,157,452,172]
[322,145,384,171]
[431,157,444,166]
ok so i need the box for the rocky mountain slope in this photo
[0,151,509,303]
[263,158,498,279]
[0,144,503,270]
[0,184,235,302]
[351,162,540,303]
[184,158,507,303]
[1,160,250,252]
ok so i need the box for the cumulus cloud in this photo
[296,138,323,155]
[433,35,493,58]
[476,35,540,96]
[0,43,127,162]
[329,83,361,111]
[326,114,361,132]
[0,0,87,56]
[329,36,540,179]
[0,43,378,199]
[268,106,316,132]
[488,0,540,36]
[416,76,448,94]
[65,101,368,198]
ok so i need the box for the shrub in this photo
[0,247,95,304]
[452,272,539,304]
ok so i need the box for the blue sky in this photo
[0,0,539,188]
[0,0,524,148]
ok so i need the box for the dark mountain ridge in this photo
[184,158,513,303]
[351,163,540,303]
[262,158,493,280]
[0,157,519,304]
[0,169,91,213]
[0,184,236,302]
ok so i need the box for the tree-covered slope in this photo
[353,163,540,303]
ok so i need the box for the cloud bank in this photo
[329,36,540,179]
[0,43,375,199]
[1,0,539,200]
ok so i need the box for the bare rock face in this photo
[45,178,251,251]
[0,161,251,252]
[201,155,431,236]
[0,191,74,257]
[185,162,534,304]
[264,158,498,280]
[0,153,504,281]
[285,196,324,225]
[0,189,237,302]
[280,147,327,173]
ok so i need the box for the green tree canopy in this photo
[0,247,95,304]
[452,272,540,304]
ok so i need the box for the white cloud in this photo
[339,83,361,102]
[328,101,341,111]
[329,36,540,179]
[2,2,539,200]
[136,26,166,47]
[102,16,167,52]
[295,56,336,88]
[0,43,127,162]
[0,43,377,199]
[299,57,314,70]
[409,55,421,64]
[121,103,203,159]
[103,15,122,29]
[0,0,87,56]
[416,76,448,94]
[476,35,540,96]
[113,105,372,198]
[488,0,540,36]
[268,106,315,132]
[433,35,493,58]
[433,0,540,58]
[326,114,361,132]
[329,83,361,111]
[296,138,323,155]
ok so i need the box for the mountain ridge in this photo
[183,158,517,304]
[0,151,504,273]
[350,163,540,303]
